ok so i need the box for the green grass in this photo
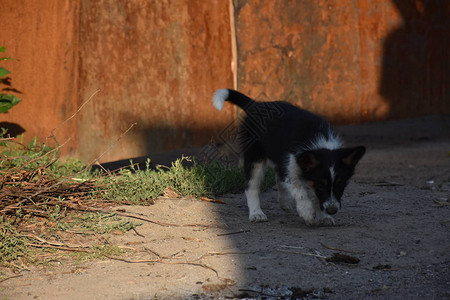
[0,130,93,180]
[0,211,140,266]
[0,218,29,263]
[94,157,211,203]
[0,132,276,267]
[94,157,275,204]
[70,245,126,262]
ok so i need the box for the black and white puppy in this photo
[212,89,365,226]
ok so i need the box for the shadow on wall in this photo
[1,74,24,137]
[0,122,25,137]
[95,123,225,171]
[380,0,450,118]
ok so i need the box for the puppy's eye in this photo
[335,178,346,185]
[316,179,329,190]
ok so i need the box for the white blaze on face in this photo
[323,165,339,212]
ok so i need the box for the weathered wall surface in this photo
[234,0,449,124]
[0,0,80,154]
[377,0,450,119]
[1,0,234,162]
[1,0,449,162]
[77,0,234,162]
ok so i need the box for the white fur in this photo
[329,165,336,182]
[323,165,339,214]
[305,130,343,150]
[284,154,336,226]
[212,89,229,111]
[285,154,316,225]
[245,162,267,222]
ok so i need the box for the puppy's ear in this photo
[297,151,320,173]
[340,146,366,166]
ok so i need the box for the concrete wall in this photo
[1,0,449,162]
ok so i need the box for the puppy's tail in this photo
[212,89,255,112]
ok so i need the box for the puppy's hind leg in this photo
[245,161,267,222]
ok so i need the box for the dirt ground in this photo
[1,116,449,299]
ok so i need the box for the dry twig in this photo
[104,255,219,277]
[0,274,23,284]
[319,242,366,254]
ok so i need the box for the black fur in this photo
[215,89,365,223]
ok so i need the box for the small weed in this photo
[68,212,141,235]
[71,245,125,261]
[0,131,93,180]
[0,218,29,264]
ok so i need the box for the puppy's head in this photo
[297,146,365,215]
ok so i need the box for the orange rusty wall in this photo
[234,0,450,124]
[234,0,364,123]
[77,0,234,162]
[0,0,80,154]
[1,0,449,163]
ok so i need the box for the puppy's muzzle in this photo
[325,206,338,215]
[323,200,339,215]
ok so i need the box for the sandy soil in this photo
[1,116,449,299]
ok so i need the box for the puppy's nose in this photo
[326,206,338,215]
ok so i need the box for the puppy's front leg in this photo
[285,182,315,225]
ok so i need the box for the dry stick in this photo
[37,89,100,166]
[217,229,250,236]
[49,89,101,140]
[433,200,450,206]
[143,247,163,259]
[29,122,137,199]
[27,243,93,253]
[19,234,91,249]
[104,255,219,277]
[198,197,227,204]
[2,135,71,179]
[3,90,99,197]
[0,137,15,142]
[278,249,327,259]
[319,242,366,254]
[132,227,145,238]
[207,251,256,256]
[197,251,257,261]
[0,274,23,284]
[87,122,137,167]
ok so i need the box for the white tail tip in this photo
[212,89,229,111]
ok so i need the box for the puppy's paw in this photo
[303,212,316,226]
[312,212,335,226]
[249,210,268,222]
[303,212,336,227]
[317,214,335,226]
